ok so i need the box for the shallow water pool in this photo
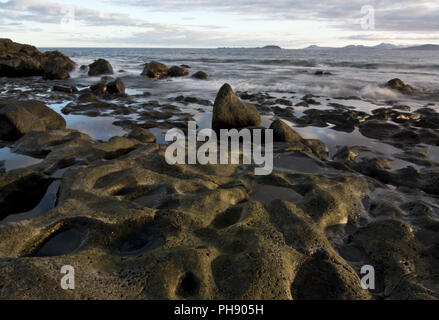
[0,147,42,172]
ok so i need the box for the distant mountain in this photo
[403,44,439,50]
[305,45,333,50]
[373,43,400,49]
[304,43,403,50]
[216,45,282,49]
[343,43,402,49]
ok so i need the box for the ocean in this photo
[45,47,439,101]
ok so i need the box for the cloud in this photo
[1,0,438,46]
[0,0,154,26]
[112,0,439,32]
[0,0,231,46]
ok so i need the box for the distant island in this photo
[401,44,439,50]
[305,43,401,50]
[259,45,282,50]
[304,43,439,50]
[216,45,282,50]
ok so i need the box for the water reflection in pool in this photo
[47,102,126,141]
[0,147,42,172]
[2,180,60,223]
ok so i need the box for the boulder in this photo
[168,66,189,77]
[106,78,126,94]
[0,39,75,79]
[0,100,66,141]
[385,78,414,95]
[41,50,76,80]
[88,59,114,76]
[270,119,302,142]
[192,71,209,80]
[212,83,261,131]
[141,61,169,78]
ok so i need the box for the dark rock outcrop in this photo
[0,100,66,141]
[41,50,76,80]
[212,84,261,131]
[0,39,75,79]
[88,59,114,76]
[385,79,414,95]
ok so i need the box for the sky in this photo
[0,0,439,48]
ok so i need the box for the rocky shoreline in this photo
[0,39,438,300]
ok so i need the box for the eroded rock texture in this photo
[0,127,437,300]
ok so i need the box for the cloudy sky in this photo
[0,0,438,48]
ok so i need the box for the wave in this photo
[359,84,400,100]
[159,58,439,71]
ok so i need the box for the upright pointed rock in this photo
[212,83,261,131]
